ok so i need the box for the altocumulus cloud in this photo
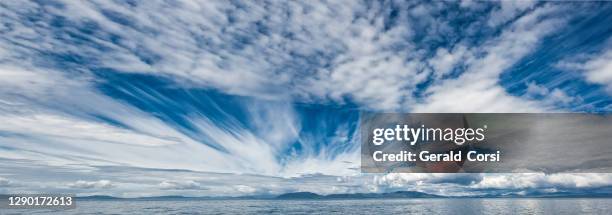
[0,0,611,197]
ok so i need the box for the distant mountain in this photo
[77,195,121,200]
[276,192,323,199]
[77,195,201,200]
[276,191,440,199]
[134,195,208,200]
[77,194,276,200]
[78,190,612,201]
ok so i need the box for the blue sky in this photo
[0,0,611,197]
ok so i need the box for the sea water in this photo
[1,198,611,214]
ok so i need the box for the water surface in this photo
[2,198,610,214]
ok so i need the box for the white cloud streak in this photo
[582,49,612,93]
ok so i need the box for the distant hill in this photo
[276,192,324,199]
[276,191,440,199]
[77,194,275,200]
[77,195,200,200]
[77,190,612,200]
[76,195,122,200]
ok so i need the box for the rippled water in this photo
[2,199,611,214]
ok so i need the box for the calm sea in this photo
[2,198,611,214]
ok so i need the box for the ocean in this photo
[2,198,611,214]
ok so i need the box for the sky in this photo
[0,0,611,198]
